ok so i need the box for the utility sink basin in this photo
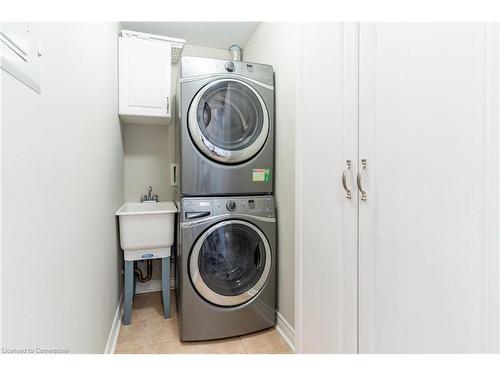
[115,201,178,261]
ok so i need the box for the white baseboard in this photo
[104,292,124,354]
[135,276,176,294]
[276,310,295,353]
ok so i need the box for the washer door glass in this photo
[190,220,272,306]
[188,79,269,164]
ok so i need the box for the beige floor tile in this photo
[170,303,178,318]
[116,333,148,348]
[120,318,151,331]
[147,320,180,344]
[133,293,150,307]
[115,340,149,354]
[148,314,178,327]
[139,290,177,321]
[133,294,149,306]
[195,337,247,354]
[145,291,163,305]
[149,299,177,321]
[118,321,152,345]
[241,328,292,354]
[146,340,197,354]
[130,303,150,322]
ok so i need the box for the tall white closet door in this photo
[358,23,500,353]
[296,23,359,353]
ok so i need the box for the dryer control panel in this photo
[180,56,274,86]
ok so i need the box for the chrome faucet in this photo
[140,185,159,203]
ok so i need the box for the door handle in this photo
[166,97,170,113]
[185,211,210,220]
[356,159,367,201]
[342,160,352,199]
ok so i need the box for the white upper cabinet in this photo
[119,32,172,125]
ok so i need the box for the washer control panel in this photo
[213,196,275,217]
[181,196,275,222]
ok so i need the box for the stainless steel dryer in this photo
[177,56,274,196]
[177,195,276,341]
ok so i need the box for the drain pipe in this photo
[229,44,242,61]
[134,260,153,283]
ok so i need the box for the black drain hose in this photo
[134,260,153,283]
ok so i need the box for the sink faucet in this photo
[141,186,159,203]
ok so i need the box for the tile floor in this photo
[114,291,292,354]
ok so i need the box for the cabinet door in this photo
[119,36,171,120]
[358,23,500,353]
[296,23,359,353]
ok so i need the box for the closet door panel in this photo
[296,23,358,353]
[483,25,500,351]
[358,23,500,353]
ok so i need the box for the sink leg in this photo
[124,260,134,325]
[133,261,137,299]
[162,256,171,319]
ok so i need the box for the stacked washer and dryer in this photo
[175,56,276,341]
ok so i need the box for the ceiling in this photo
[120,22,260,50]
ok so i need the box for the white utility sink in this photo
[115,201,178,260]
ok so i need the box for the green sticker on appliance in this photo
[252,168,271,182]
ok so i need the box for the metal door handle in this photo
[357,159,367,201]
[185,211,210,220]
[166,97,170,113]
[342,160,352,199]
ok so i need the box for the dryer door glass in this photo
[188,79,269,164]
[190,220,272,306]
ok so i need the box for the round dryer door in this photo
[189,220,272,306]
[188,79,269,164]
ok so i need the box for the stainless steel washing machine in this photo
[177,56,274,196]
[176,195,276,341]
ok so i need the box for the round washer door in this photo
[189,220,272,307]
[188,79,269,164]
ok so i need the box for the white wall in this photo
[123,123,175,202]
[182,44,231,60]
[244,23,300,328]
[1,23,123,353]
